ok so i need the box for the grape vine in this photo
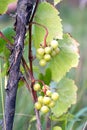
[0,0,79,130]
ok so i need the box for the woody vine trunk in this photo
[2,0,33,130]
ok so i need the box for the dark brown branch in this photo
[30,0,39,22]
[2,0,33,130]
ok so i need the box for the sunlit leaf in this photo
[51,78,78,117]
[49,33,79,82]
[33,2,63,48]
[39,68,52,85]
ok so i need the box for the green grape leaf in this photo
[54,0,62,5]
[51,78,78,117]
[33,2,63,48]
[49,33,79,82]
[39,68,51,85]
[0,27,15,53]
[0,0,17,14]
[52,126,62,130]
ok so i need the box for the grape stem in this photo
[30,22,49,47]
[28,0,42,130]
[35,79,45,86]
[21,56,31,78]
[0,31,12,45]
[0,31,13,50]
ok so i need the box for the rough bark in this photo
[2,0,33,130]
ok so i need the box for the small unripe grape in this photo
[34,83,41,91]
[37,48,44,56]
[43,96,51,105]
[51,50,56,57]
[49,101,55,108]
[35,102,41,110]
[44,46,52,54]
[46,90,52,96]
[55,48,60,54]
[39,59,46,66]
[44,54,51,61]
[41,106,49,113]
[51,92,59,101]
[50,40,58,49]
[38,96,43,103]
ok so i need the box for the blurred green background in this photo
[59,1,87,129]
[0,0,87,130]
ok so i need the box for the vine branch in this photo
[28,0,42,130]
[2,0,33,130]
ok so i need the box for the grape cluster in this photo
[36,40,60,67]
[34,83,59,114]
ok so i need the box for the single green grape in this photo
[39,59,46,66]
[34,83,41,91]
[46,90,52,96]
[44,46,52,54]
[41,106,49,113]
[37,48,45,56]
[43,96,51,105]
[49,100,55,108]
[51,92,59,101]
[51,50,56,57]
[38,96,43,103]
[55,47,60,54]
[44,54,51,61]
[35,102,42,110]
[50,40,58,49]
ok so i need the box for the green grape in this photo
[51,92,59,101]
[38,96,43,103]
[34,83,41,91]
[55,47,60,54]
[37,48,45,56]
[43,96,51,105]
[50,40,58,49]
[46,90,52,96]
[49,100,55,108]
[39,59,46,66]
[44,54,51,61]
[44,46,52,54]
[51,50,56,57]
[35,102,42,110]
[41,106,49,113]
